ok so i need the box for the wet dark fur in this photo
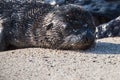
[0,2,95,51]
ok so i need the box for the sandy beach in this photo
[0,37,120,80]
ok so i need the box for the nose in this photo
[82,31,95,44]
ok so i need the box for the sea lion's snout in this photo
[60,29,95,50]
[81,30,95,44]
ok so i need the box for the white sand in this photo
[0,37,120,80]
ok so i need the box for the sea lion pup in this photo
[0,2,95,51]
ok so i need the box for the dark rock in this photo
[96,16,120,39]
[75,0,120,26]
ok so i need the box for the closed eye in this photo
[46,23,53,30]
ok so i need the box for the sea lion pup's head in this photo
[43,4,95,50]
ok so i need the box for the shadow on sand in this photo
[85,42,120,54]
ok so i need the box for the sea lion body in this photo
[0,2,95,51]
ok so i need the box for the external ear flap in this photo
[46,23,53,30]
